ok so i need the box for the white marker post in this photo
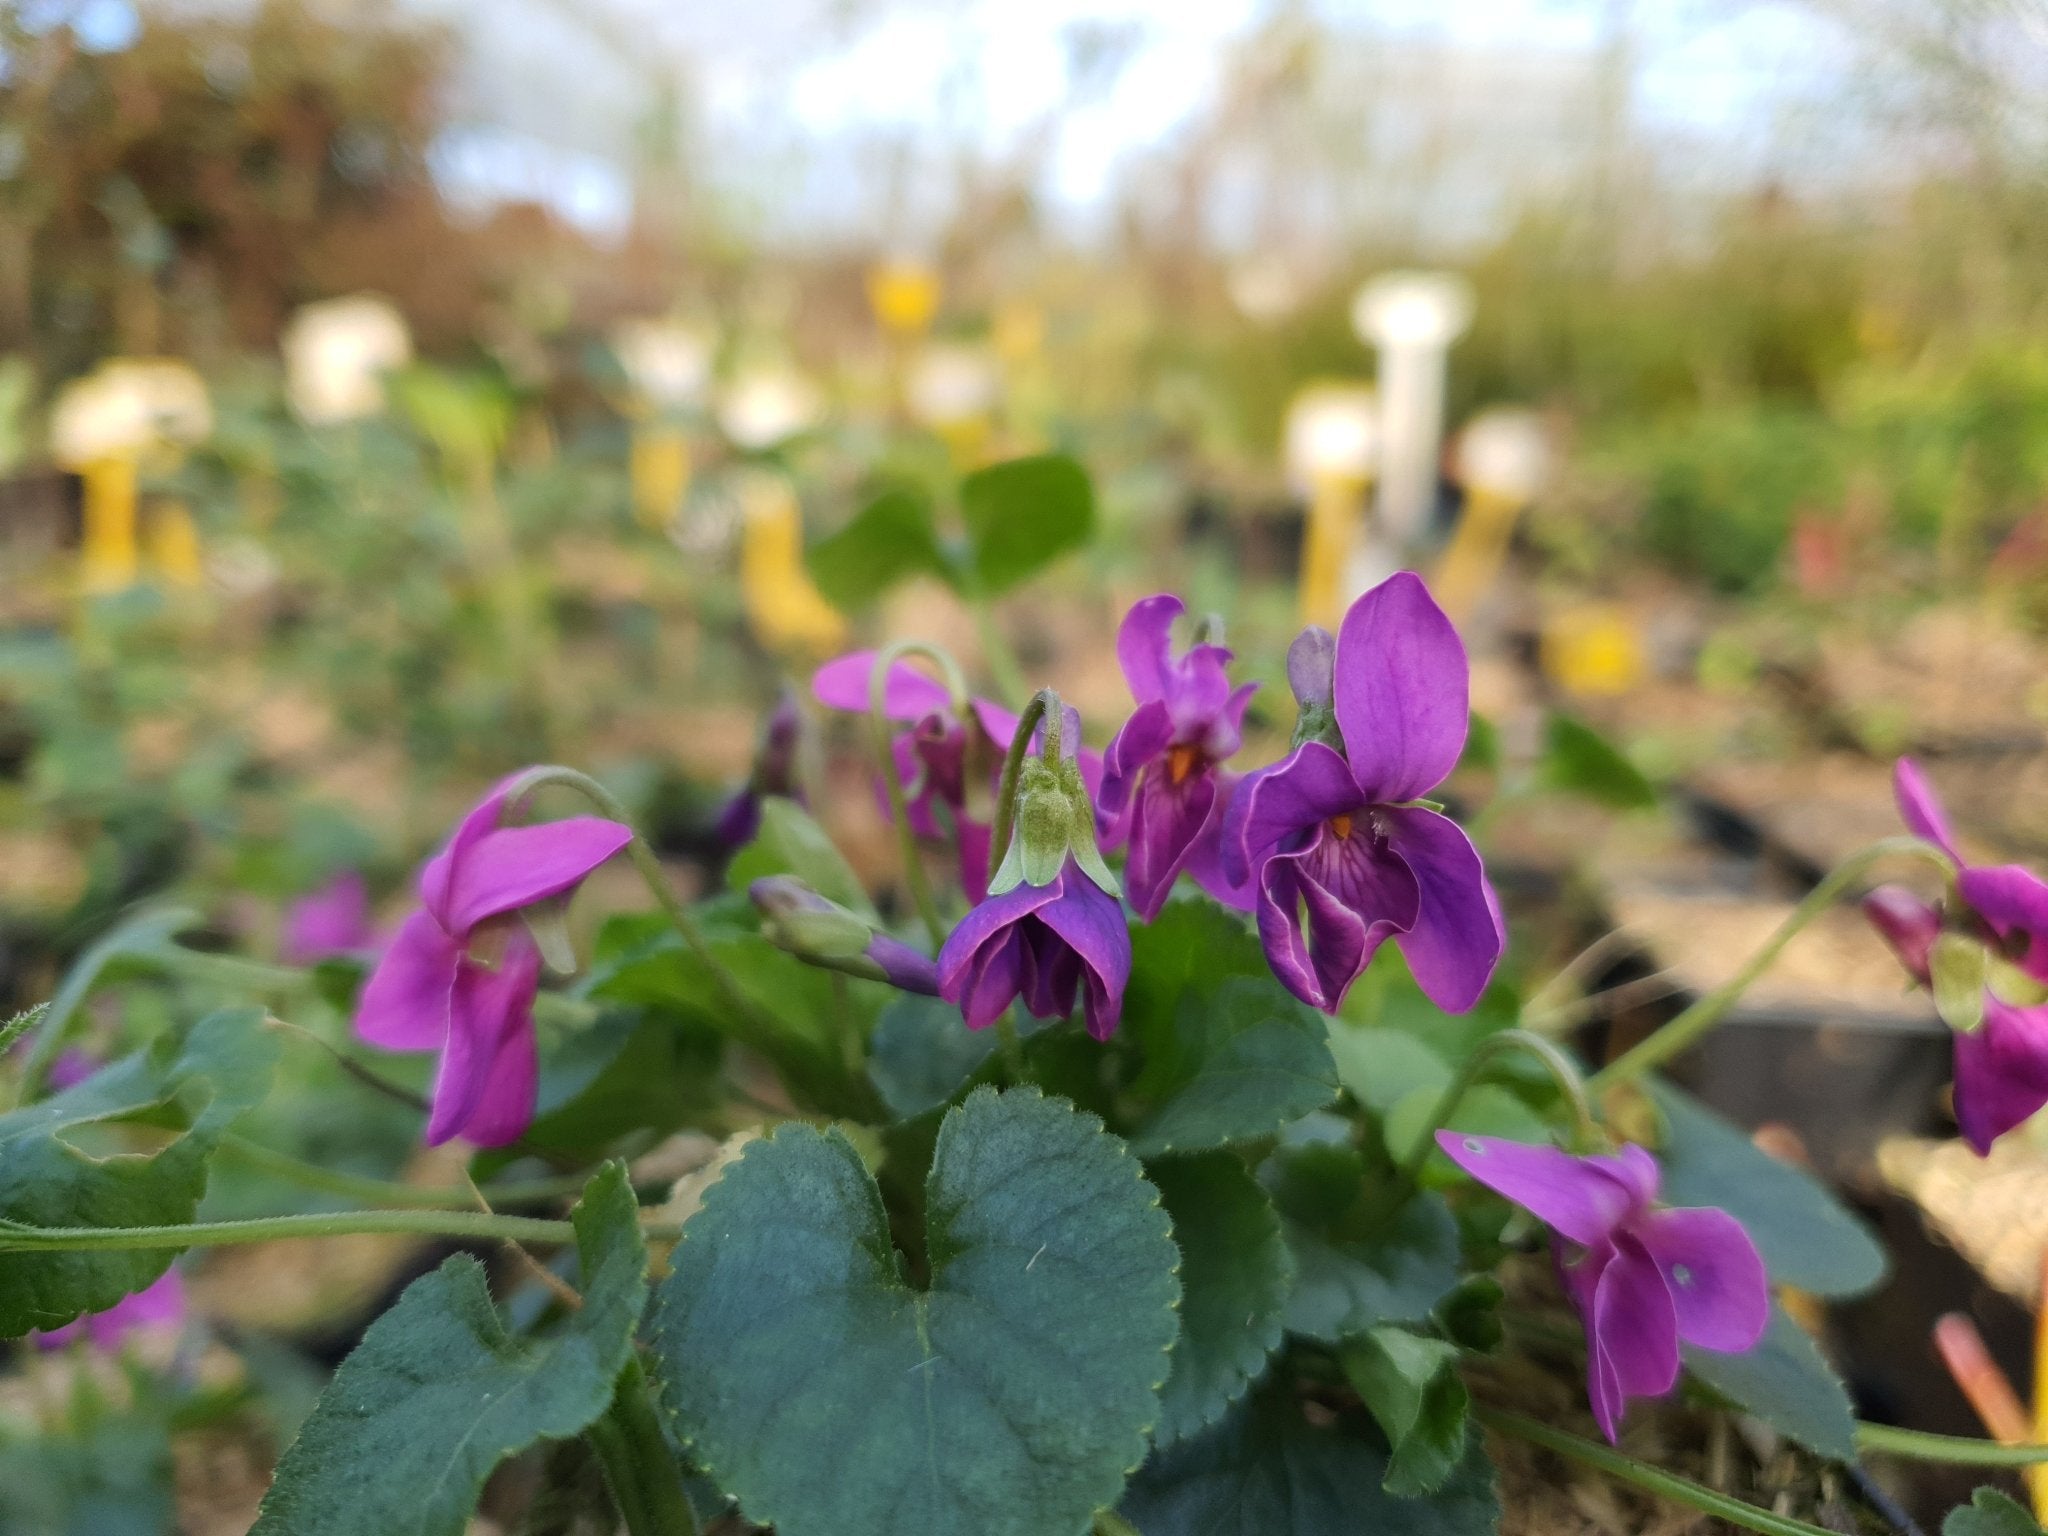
[1349,271,1473,595]
[1283,383,1379,629]
[1437,408,1552,622]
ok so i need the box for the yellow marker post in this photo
[51,359,212,597]
[629,424,691,530]
[1541,605,1646,698]
[79,455,140,593]
[736,470,845,656]
[1284,384,1379,629]
[1435,406,1551,622]
[906,343,1000,470]
[149,501,204,588]
[611,318,713,531]
[867,261,941,339]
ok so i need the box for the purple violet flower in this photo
[281,871,381,965]
[1864,759,2048,1153]
[937,858,1131,1040]
[36,1268,186,1354]
[714,688,806,852]
[812,651,1100,903]
[1437,1132,1769,1442]
[1099,594,1259,921]
[355,778,632,1147]
[1222,572,1503,1014]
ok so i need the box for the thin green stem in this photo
[265,1016,431,1113]
[970,600,1028,708]
[588,1357,698,1536]
[1587,836,1958,1093]
[1855,1421,2048,1467]
[987,689,1059,874]
[0,1208,684,1253]
[869,642,964,947]
[15,908,195,1105]
[216,1136,597,1210]
[1395,1029,1599,1190]
[504,766,782,1046]
[1474,1406,1841,1536]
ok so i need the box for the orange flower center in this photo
[1166,744,1202,785]
[1329,812,1354,840]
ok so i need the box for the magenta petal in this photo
[436,817,634,935]
[1960,865,2048,975]
[1256,849,1389,1012]
[938,879,1064,1015]
[1117,594,1185,702]
[1384,807,1505,1014]
[1894,758,1961,860]
[1434,1133,1654,1246]
[282,872,374,964]
[1230,742,1362,877]
[1122,771,1219,922]
[1099,699,1177,833]
[1954,1000,2048,1154]
[1034,872,1133,1038]
[1635,1207,1769,1354]
[958,929,1026,1029]
[1333,571,1470,805]
[427,942,541,1146]
[1863,885,1939,983]
[419,780,514,918]
[355,910,460,1050]
[1588,1235,1681,1442]
[812,651,952,719]
[1184,772,1255,912]
[452,949,542,1149]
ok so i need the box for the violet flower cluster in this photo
[1865,758,2048,1153]
[917,572,1504,1040]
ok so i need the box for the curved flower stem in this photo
[868,642,967,949]
[1474,1406,1841,1536]
[14,907,312,1109]
[0,1208,685,1253]
[1393,1029,1599,1191]
[588,1357,698,1536]
[216,1136,602,1210]
[1855,1422,2048,1466]
[987,689,1060,873]
[504,766,783,1048]
[1586,836,1958,1094]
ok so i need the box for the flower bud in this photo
[1287,626,1342,750]
[748,877,938,994]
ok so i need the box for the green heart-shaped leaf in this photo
[1946,1489,2046,1536]
[807,485,956,609]
[1277,1195,1462,1344]
[1131,979,1338,1157]
[1121,1387,1499,1536]
[651,1085,1181,1536]
[1682,1303,1856,1461]
[1649,1080,1886,1299]
[250,1163,648,1536]
[0,1008,276,1337]
[959,454,1095,594]
[1151,1153,1293,1445]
